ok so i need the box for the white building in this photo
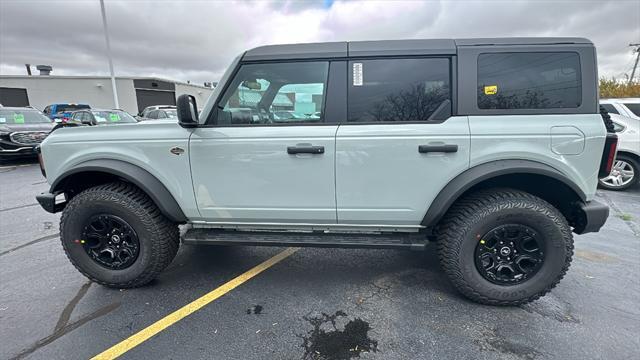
[0,75,214,115]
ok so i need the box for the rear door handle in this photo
[418,144,458,153]
[287,145,325,155]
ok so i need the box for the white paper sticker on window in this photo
[0,118,6,123]
[353,63,363,86]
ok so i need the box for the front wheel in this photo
[436,188,573,306]
[598,154,639,191]
[60,182,179,288]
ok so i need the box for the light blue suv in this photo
[35,38,617,305]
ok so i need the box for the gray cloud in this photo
[1,0,638,85]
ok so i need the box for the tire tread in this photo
[436,188,574,306]
[60,182,179,288]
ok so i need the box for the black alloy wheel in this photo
[80,214,140,270]
[474,224,545,285]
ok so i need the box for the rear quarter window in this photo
[623,103,640,117]
[477,52,582,110]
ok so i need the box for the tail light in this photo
[598,133,618,178]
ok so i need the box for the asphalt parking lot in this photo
[1,159,639,360]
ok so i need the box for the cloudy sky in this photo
[1,0,639,85]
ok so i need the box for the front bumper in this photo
[573,200,609,234]
[0,145,38,157]
[36,192,66,213]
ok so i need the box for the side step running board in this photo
[182,228,428,250]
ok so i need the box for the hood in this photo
[0,122,55,133]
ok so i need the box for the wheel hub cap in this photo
[474,224,545,285]
[80,214,140,270]
[601,160,635,188]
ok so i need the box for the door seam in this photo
[334,124,340,223]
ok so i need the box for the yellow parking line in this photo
[91,247,299,360]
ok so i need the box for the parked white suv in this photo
[600,98,640,120]
[598,113,640,190]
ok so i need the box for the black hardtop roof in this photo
[243,37,593,61]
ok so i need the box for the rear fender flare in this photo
[421,159,586,227]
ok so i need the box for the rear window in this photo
[56,104,90,113]
[477,52,582,110]
[0,109,52,124]
[623,103,640,116]
[348,58,451,122]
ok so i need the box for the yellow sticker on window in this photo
[484,85,498,95]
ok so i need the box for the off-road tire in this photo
[60,182,179,288]
[436,188,573,306]
[598,153,639,191]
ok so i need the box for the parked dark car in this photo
[70,109,138,126]
[0,107,55,159]
[43,103,91,123]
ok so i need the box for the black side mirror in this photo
[177,94,198,128]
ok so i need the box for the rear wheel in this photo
[436,188,573,305]
[60,182,179,288]
[598,154,639,191]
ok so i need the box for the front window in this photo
[217,61,329,125]
[0,109,52,124]
[477,52,582,110]
[91,111,137,124]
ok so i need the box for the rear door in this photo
[335,57,470,225]
[189,61,340,223]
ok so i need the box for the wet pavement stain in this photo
[247,304,263,315]
[55,281,92,331]
[520,295,580,324]
[475,328,541,360]
[10,302,121,360]
[300,311,378,360]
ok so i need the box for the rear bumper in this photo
[573,200,609,234]
[36,192,66,213]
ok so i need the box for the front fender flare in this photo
[421,159,587,228]
[50,159,187,223]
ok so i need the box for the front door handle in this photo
[287,145,325,155]
[418,144,458,153]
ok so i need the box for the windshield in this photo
[0,109,52,124]
[91,111,137,124]
[56,104,90,113]
[623,103,640,117]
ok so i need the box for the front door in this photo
[190,61,338,223]
[335,58,470,225]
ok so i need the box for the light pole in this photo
[100,0,119,109]
[629,43,640,86]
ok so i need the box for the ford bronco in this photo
[36,38,616,305]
